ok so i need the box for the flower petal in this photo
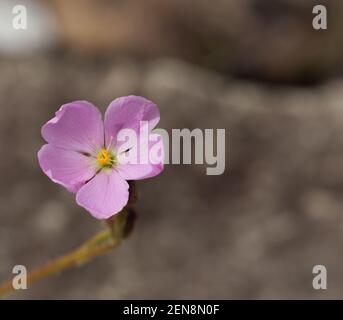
[42,101,104,154]
[116,133,164,180]
[76,170,129,219]
[104,95,160,148]
[38,144,97,193]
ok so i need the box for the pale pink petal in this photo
[42,101,104,154]
[38,144,98,193]
[76,170,129,219]
[116,133,164,180]
[104,95,160,148]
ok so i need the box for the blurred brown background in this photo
[1,0,343,299]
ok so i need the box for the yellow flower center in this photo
[97,149,116,168]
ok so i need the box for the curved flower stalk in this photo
[0,205,136,297]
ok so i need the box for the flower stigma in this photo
[97,148,117,169]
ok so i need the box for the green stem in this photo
[0,210,128,298]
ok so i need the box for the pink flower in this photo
[38,96,164,219]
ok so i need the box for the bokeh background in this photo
[1,0,343,299]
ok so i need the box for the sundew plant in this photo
[0,96,164,296]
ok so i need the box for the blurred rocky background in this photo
[1,0,343,299]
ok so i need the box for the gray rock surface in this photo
[50,0,343,82]
[1,57,343,298]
